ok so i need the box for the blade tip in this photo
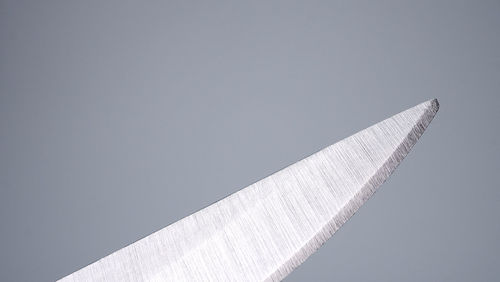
[428,98,440,114]
[420,98,439,121]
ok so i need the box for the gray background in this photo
[1,1,499,281]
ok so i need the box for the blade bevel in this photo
[60,99,439,282]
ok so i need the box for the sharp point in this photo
[429,98,440,113]
[416,98,439,119]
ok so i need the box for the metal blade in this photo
[60,99,439,282]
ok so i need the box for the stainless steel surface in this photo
[60,99,439,282]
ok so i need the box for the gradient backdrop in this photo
[1,1,499,281]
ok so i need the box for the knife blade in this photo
[60,99,439,281]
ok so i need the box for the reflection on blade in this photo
[60,99,439,282]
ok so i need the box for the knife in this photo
[59,99,439,281]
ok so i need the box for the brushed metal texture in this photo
[59,99,439,282]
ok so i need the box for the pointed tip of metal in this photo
[266,100,440,281]
[397,98,439,145]
[423,98,440,117]
[417,98,440,133]
[390,98,439,159]
[428,97,439,112]
[432,97,440,109]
